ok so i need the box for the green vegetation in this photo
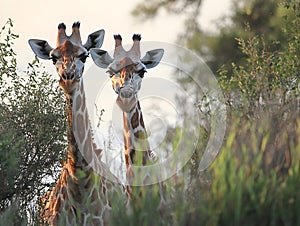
[115,0,300,225]
[0,0,300,225]
[109,112,299,226]
[133,0,296,76]
[0,19,66,225]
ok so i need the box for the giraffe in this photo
[90,34,166,206]
[29,22,126,226]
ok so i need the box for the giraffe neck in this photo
[122,100,165,206]
[42,81,117,226]
[123,100,151,166]
[65,94,88,180]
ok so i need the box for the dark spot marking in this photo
[76,114,85,143]
[140,113,145,128]
[75,95,81,111]
[94,148,102,159]
[131,109,139,129]
[83,138,92,164]
[130,149,136,164]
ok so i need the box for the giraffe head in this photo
[90,34,164,112]
[28,22,105,94]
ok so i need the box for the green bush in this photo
[0,19,66,224]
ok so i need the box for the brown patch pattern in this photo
[139,113,145,128]
[59,40,75,56]
[76,114,85,143]
[75,95,81,111]
[131,109,139,129]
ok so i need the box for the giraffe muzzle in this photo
[116,89,137,112]
[62,71,75,80]
[119,87,134,99]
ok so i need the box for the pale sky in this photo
[0,0,232,70]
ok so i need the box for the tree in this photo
[132,0,202,19]
[218,0,300,114]
[133,0,292,76]
[0,19,66,224]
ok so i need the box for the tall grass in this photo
[109,111,299,226]
[110,1,300,225]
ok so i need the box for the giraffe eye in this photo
[78,53,88,63]
[137,69,147,78]
[80,56,87,63]
[50,52,61,65]
[106,70,117,78]
[51,56,58,65]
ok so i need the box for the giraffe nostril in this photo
[120,88,133,99]
[62,73,67,80]
[68,73,75,80]
[62,71,75,80]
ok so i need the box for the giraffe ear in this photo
[28,39,53,60]
[83,29,105,50]
[141,49,164,69]
[90,48,114,69]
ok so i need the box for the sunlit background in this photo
[1,0,231,71]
